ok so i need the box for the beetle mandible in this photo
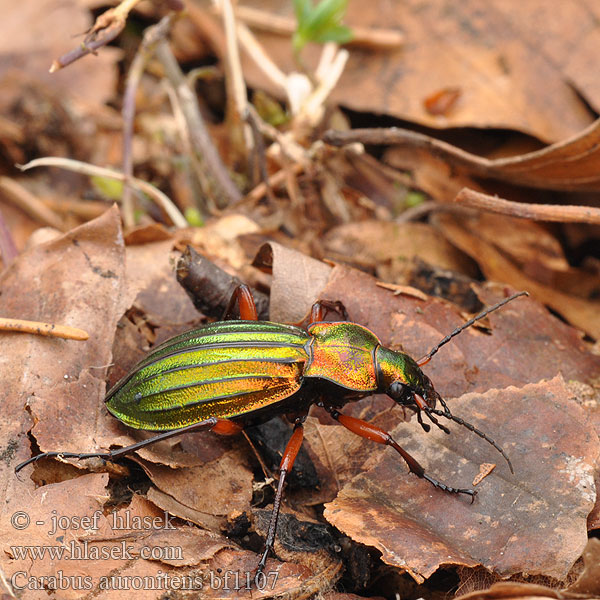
[16,285,527,580]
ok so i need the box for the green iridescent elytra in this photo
[105,319,427,431]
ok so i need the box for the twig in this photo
[121,16,177,228]
[217,0,253,152]
[122,14,180,228]
[299,45,349,126]
[0,208,18,266]
[455,188,600,225]
[395,200,439,223]
[0,176,65,231]
[18,158,188,228]
[0,317,89,340]
[203,3,287,93]
[323,127,429,147]
[50,0,145,72]
[153,39,242,208]
[243,107,275,201]
[245,162,305,202]
[232,5,404,49]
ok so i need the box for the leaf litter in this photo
[1,1,600,598]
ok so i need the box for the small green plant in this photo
[293,0,353,55]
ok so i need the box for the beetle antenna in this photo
[427,407,513,473]
[417,291,528,366]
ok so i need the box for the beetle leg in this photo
[323,407,476,501]
[309,299,349,324]
[222,284,259,321]
[255,417,306,582]
[14,417,225,474]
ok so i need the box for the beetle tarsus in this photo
[14,417,221,474]
[422,473,477,502]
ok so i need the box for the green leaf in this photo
[90,175,123,201]
[293,0,353,53]
[293,0,313,24]
[313,24,353,44]
[184,207,204,227]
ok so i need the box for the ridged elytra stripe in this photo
[141,321,308,364]
[114,360,305,406]
[106,343,308,402]
[107,372,304,430]
[106,321,310,402]
[128,355,305,388]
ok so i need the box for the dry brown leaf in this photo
[134,448,254,532]
[324,376,598,582]
[194,0,598,142]
[433,212,600,339]
[253,241,332,323]
[323,221,477,278]
[382,118,600,193]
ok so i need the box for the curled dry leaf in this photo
[253,241,332,323]
[433,212,600,339]
[334,116,600,194]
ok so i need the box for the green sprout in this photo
[293,0,353,55]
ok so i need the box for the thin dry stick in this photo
[455,188,600,225]
[0,176,65,231]
[244,108,275,201]
[154,39,242,207]
[121,14,176,228]
[50,0,145,72]
[245,162,305,202]
[218,0,253,152]
[0,317,89,341]
[18,158,187,228]
[0,208,18,265]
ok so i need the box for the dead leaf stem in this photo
[455,188,600,225]
[218,0,253,153]
[243,106,275,202]
[232,5,404,49]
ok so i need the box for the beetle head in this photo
[375,346,447,433]
[376,347,440,408]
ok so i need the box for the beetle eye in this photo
[388,381,415,406]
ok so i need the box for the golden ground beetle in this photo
[16,285,527,581]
